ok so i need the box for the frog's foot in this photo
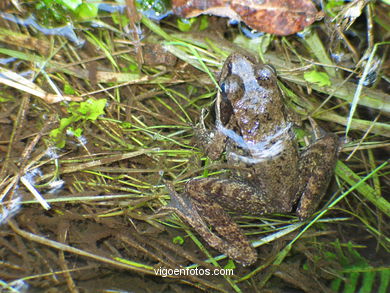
[193,127,226,161]
[191,196,258,266]
[163,182,257,266]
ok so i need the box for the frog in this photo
[164,52,339,266]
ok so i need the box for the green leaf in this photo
[50,128,66,148]
[68,127,83,137]
[50,99,106,148]
[224,260,236,270]
[75,2,99,20]
[112,11,130,27]
[0,93,13,102]
[64,83,76,95]
[127,62,139,73]
[177,18,196,32]
[331,278,342,291]
[172,236,184,245]
[70,98,107,120]
[199,16,209,31]
[58,116,77,132]
[327,241,390,293]
[344,271,359,293]
[50,116,76,147]
[121,121,132,128]
[360,271,376,293]
[57,0,82,11]
[304,70,331,86]
[50,128,61,140]
[378,269,390,293]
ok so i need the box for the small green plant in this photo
[177,16,209,32]
[327,241,390,293]
[50,98,107,148]
[177,18,197,32]
[35,0,99,24]
[55,0,99,20]
[172,236,184,245]
[224,260,236,270]
[304,70,332,87]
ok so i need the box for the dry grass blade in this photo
[7,220,156,274]
[0,67,82,103]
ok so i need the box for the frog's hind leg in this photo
[187,178,282,214]
[163,182,220,245]
[296,134,339,219]
[184,177,284,266]
[164,181,257,266]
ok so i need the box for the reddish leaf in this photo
[172,0,323,35]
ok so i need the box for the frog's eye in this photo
[220,82,226,95]
[221,76,243,102]
[256,65,276,81]
[226,61,233,73]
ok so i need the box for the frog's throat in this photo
[217,122,292,164]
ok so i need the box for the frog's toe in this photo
[228,245,257,266]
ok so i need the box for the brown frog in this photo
[165,53,339,266]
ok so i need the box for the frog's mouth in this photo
[218,123,292,164]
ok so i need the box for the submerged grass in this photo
[0,1,389,292]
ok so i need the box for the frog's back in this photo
[221,52,303,212]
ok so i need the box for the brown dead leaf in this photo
[172,0,323,35]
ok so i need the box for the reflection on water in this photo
[0,12,85,47]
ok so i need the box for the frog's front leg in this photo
[193,109,228,160]
[296,134,339,219]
